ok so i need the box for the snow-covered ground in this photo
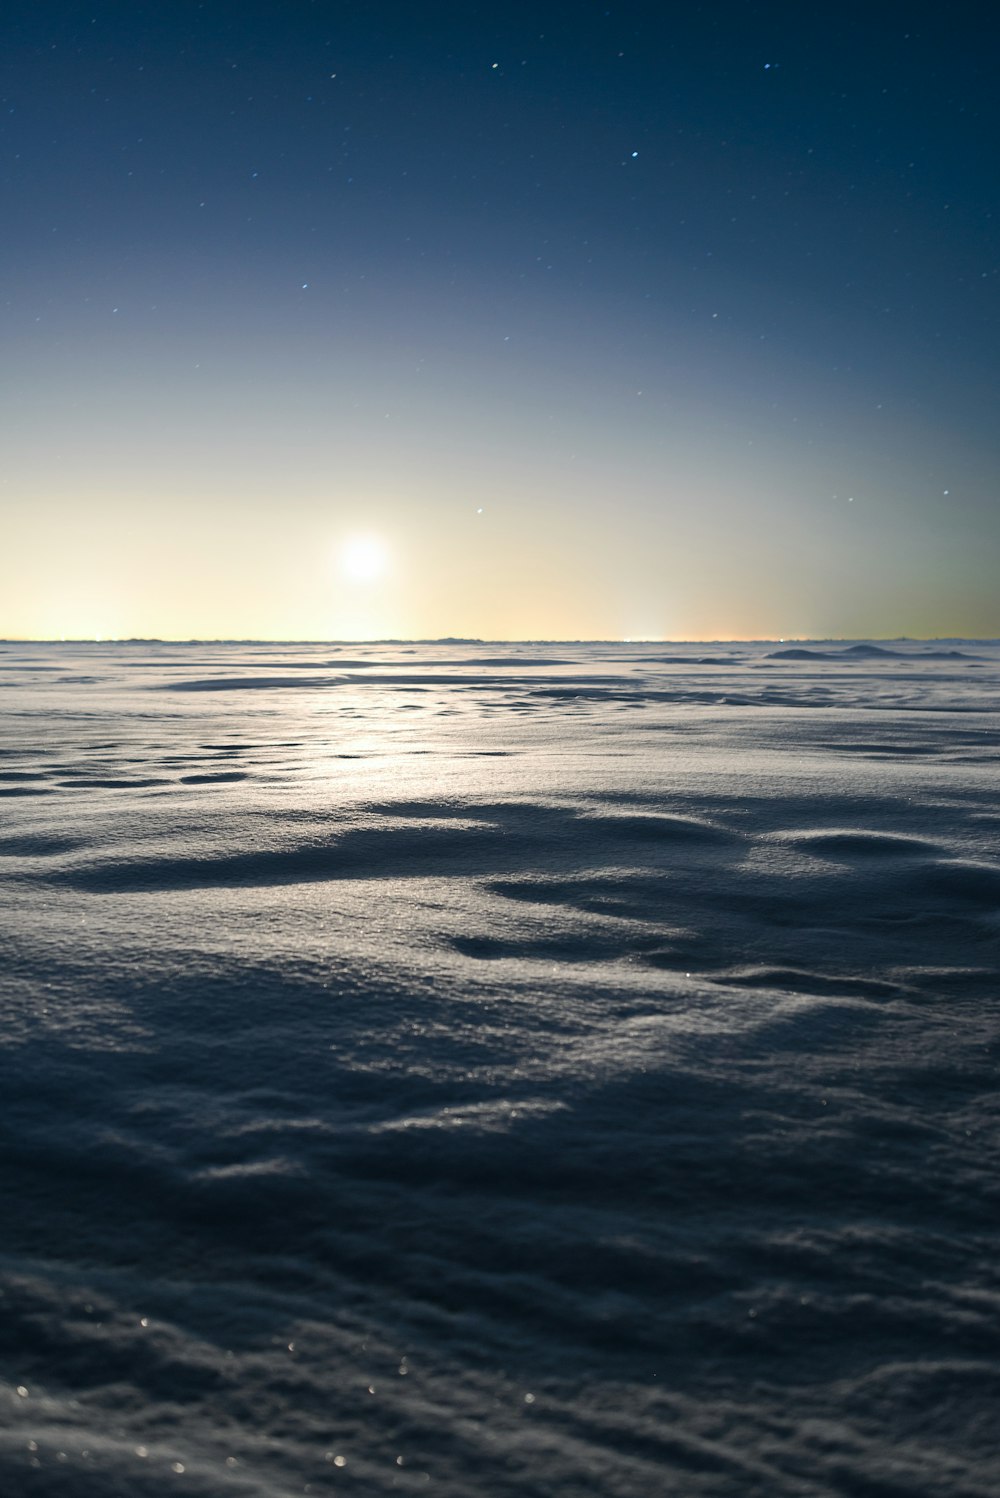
[2,639,998,1496]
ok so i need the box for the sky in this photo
[2,1,997,641]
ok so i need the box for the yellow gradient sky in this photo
[4,309,997,641]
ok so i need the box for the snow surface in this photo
[1,639,998,1497]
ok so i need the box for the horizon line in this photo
[3,636,998,647]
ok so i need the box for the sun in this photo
[339,535,389,582]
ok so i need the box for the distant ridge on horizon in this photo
[2,636,998,648]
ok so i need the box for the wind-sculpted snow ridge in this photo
[1,641,999,1496]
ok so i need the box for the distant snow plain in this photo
[1,639,998,1497]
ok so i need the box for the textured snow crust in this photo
[1,639,998,1496]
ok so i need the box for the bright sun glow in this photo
[339,535,389,582]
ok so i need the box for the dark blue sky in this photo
[3,3,997,638]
